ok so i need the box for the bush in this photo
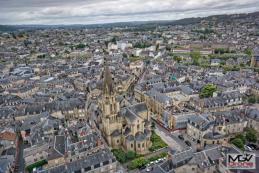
[149,130,167,152]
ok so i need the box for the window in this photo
[131,143,133,148]
[142,143,144,148]
[138,144,141,148]
[117,140,120,144]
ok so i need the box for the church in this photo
[98,63,151,154]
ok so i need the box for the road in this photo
[13,131,25,173]
[153,120,188,152]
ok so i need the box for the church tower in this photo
[101,64,120,117]
[100,61,122,147]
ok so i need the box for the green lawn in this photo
[149,130,168,152]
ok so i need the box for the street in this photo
[153,120,188,152]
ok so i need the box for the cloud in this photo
[1,0,259,25]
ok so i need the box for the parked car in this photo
[178,135,184,140]
[244,145,253,151]
[247,144,257,150]
[139,165,146,170]
[146,167,153,172]
[185,140,192,146]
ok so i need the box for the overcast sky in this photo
[1,0,259,25]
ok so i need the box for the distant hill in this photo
[0,11,258,32]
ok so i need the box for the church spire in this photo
[103,59,114,95]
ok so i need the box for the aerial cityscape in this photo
[0,1,259,173]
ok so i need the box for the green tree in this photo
[133,42,151,49]
[111,149,126,163]
[173,56,182,63]
[128,157,147,170]
[245,48,253,57]
[245,128,257,143]
[111,36,117,44]
[191,51,201,65]
[248,96,256,104]
[235,134,246,144]
[199,84,217,98]
[231,138,244,150]
[75,43,86,49]
[126,151,136,160]
[151,122,156,129]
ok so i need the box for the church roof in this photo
[111,129,121,137]
[135,132,146,141]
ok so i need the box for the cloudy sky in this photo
[1,0,259,25]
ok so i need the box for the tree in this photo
[111,149,126,163]
[245,128,257,143]
[191,51,201,65]
[245,48,253,57]
[126,151,136,160]
[133,42,151,49]
[128,157,147,170]
[235,134,246,144]
[151,122,156,129]
[75,43,86,49]
[173,56,182,63]
[231,138,244,150]
[248,96,256,104]
[111,37,117,43]
[200,84,217,98]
